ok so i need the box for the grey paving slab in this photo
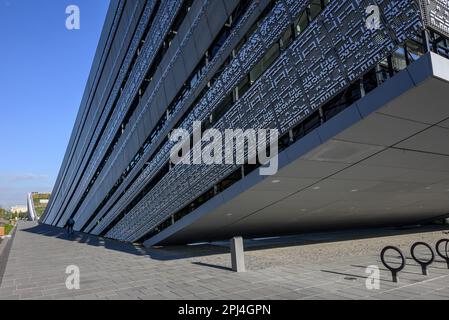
[1,222,449,300]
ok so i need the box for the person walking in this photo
[66,217,75,235]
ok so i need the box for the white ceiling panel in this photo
[302,140,385,164]
[395,126,449,156]
[335,112,429,146]
[363,149,449,172]
[379,78,449,125]
[438,118,449,129]
[276,159,349,179]
[250,177,318,192]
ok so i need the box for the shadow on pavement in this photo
[320,269,368,280]
[21,222,449,261]
[21,223,227,261]
[192,262,233,271]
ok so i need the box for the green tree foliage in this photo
[0,208,27,220]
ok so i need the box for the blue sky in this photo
[0,0,110,208]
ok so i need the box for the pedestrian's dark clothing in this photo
[66,218,75,235]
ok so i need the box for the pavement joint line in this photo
[381,275,449,295]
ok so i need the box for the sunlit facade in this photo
[42,0,449,246]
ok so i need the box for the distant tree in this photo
[0,208,5,219]
[0,208,12,220]
[19,212,28,219]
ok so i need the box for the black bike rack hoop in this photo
[411,242,435,276]
[435,239,449,269]
[380,246,406,283]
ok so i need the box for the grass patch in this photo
[5,224,13,235]
[2,224,13,235]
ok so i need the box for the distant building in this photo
[10,206,27,214]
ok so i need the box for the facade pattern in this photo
[44,0,138,224]
[48,1,183,226]
[106,0,423,241]
[420,0,449,37]
[42,0,448,244]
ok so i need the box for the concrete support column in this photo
[231,236,245,272]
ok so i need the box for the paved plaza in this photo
[1,222,449,300]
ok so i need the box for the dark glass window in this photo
[211,93,233,126]
[309,0,322,20]
[250,43,280,84]
[237,75,250,99]
[405,40,424,62]
[209,27,231,60]
[295,11,309,36]
[280,26,293,51]
[391,46,407,72]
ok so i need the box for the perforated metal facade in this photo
[41,0,448,244]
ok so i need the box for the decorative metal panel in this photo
[420,0,449,37]
[55,1,184,227]
[88,0,260,234]
[41,0,128,225]
[105,0,424,242]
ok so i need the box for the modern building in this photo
[42,0,449,246]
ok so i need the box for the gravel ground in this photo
[193,226,449,270]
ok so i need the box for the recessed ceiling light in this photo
[271,179,281,184]
[351,189,358,192]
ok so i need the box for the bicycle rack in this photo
[435,239,449,269]
[411,242,435,276]
[381,246,405,283]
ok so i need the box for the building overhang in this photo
[143,52,449,246]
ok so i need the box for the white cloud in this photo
[0,173,50,183]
